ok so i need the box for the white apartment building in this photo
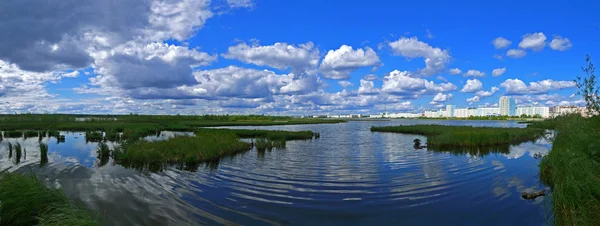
[516,106,551,118]
[477,107,500,117]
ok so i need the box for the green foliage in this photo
[371,125,544,149]
[0,172,100,226]
[539,115,600,225]
[575,55,600,115]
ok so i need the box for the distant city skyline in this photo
[0,0,596,115]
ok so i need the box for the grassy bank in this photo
[0,172,100,226]
[371,125,544,148]
[533,115,600,225]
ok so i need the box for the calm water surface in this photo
[0,120,552,225]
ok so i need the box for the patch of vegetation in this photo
[40,142,49,167]
[0,114,345,133]
[96,142,111,167]
[0,172,100,226]
[84,131,104,142]
[198,128,317,140]
[14,142,22,164]
[4,130,23,138]
[537,55,600,225]
[24,130,39,138]
[105,130,119,142]
[370,125,544,148]
[113,130,251,172]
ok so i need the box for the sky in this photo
[0,0,598,115]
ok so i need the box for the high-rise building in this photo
[499,96,516,116]
[446,105,456,117]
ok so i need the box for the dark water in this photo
[0,120,552,225]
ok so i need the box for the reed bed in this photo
[84,131,104,142]
[198,128,316,140]
[536,115,600,225]
[370,125,544,148]
[113,130,250,171]
[14,142,22,164]
[4,130,23,138]
[24,130,39,138]
[96,142,111,167]
[0,114,344,133]
[0,172,100,226]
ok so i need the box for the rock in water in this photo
[522,190,546,200]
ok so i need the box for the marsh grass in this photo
[0,172,100,226]
[14,142,22,164]
[371,125,544,148]
[105,130,119,141]
[5,130,23,138]
[96,142,111,167]
[40,142,49,166]
[537,115,600,225]
[85,131,103,142]
[113,130,251,172]
[47,130,60,138]
[0,114,344,134]
[198,128,316,140]
[8,142,13,158]
[24,130,39,138]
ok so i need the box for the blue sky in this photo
[0,0,598,114]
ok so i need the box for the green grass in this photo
[4,130,23,138]
[371,125,544,149]
[0,172,100,226]
[8,142,13,158]
[14,142,22,164]
[96,142,111,167]
[105,130,119,141]
[198,128,317,140]
[0,114,344,133]
[113,130,251,172]
[85,131,104,142]
[536,115,600,225]
[40,142,49,166]
[24,130,39,138]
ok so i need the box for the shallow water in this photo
[0,120,552,225]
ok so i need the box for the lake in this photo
[0,120,552,225]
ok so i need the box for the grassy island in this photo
[370,125,544,148]
[109,128,318,172]
[0,173,100,226]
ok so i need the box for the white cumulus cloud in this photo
[492,37,511,49]
[506,49,527,58]
[518,32,547,51]
[492,67,506,77]
[549,36,573,51]
[319,45,380,80]
[388,37,451,76]
[500,79,577,95]
[461,79,483,93]
[463,70,485,77]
